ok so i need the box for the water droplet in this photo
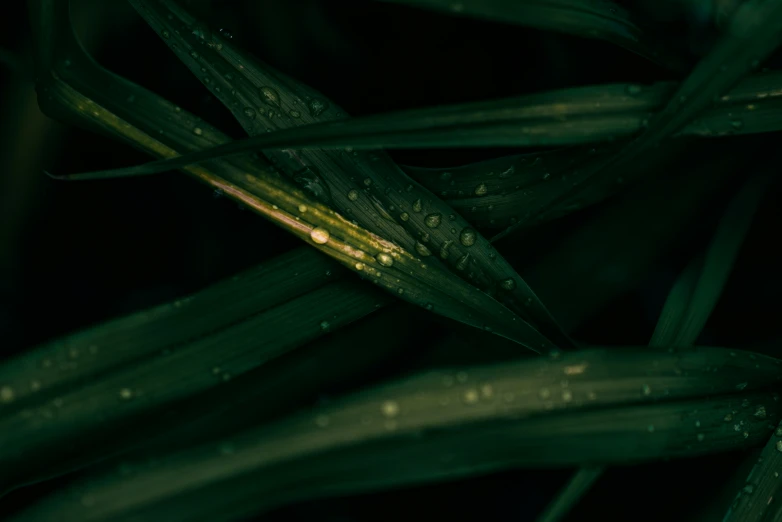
[731,119,744,130]
[259,86,280,107]
[0,386,15,403]
[539,388,551,400]
[424,213,442,228]
[500,278,516,291]
[755,406,767,419]
[161,30,170,39]
[776,427,782,437]
[355,262,365,271]
[455,253,470,271]
[118,388,133,400]
[641,384,652,396]
[736,382,748,390]
[459,228,476,247]
[439,240,453,260]
[193,127,203,136]
[320,320,330,331]
[290,110,301,118]
[626,84,642,95]
[474,183,488,196]
[381,400,399,417]
[243,107,256,119]
[310,227,330,244]
[412,199,423,213]
[415,242,432,257]
[347,189,359,201]
[376,252,394,267]
[562,389,573,402]
[308,98,328,117]
[463,388,479,404]
[697,433,705,442]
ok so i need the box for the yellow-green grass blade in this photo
[124,0,573,348]
[10,346,782,522]
[29,0,556,352]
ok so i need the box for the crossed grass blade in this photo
[30,0,557,352]
[10,346,782,522]
[538,163,774,521]
[123,0,572,348]
[2,138,741,492]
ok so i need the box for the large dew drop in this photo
[310,227,331,244]
[459,228,476,247]
[376,252,394,267]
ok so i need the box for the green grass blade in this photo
[51,67,782,183]
[720,421,782,522]
[121,0,574,348]
[29,0,559,352]
[534,466,605,522]
[10,346,782,521]
[375,0,684,69]
[650,171,772,348]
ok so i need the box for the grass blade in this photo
[375,0,683,69]
[720,421,782,522]
[101,0,574,348]
[10,346,782,522]
[534,466,605,522]
[650,171,773,348]
[29,0,559,351]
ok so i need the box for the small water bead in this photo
[775,426,782,436]
[298,204,308,213]
[424,213,442,228]
[474,183,488,196]
[626,84,642,95]
[415,242,432,257]
[0,386,15,403]
[440,240,453,260]
[697,433,705,442]
[243,107,256,119]
[641,384,652,396]
[363,178,372,187]
[562,389,573,402]
[161,30,170,39]
[260,86,280,107]
[456,371,468,383]
[463,388,480,404]
[381,400,399,417]
[399,212,409,221]
[118,388,133,400]
[500,278,516,291]
[310,227,330,244]
[456,254,471,271]
[193,127,203,136]
[777,440,782,452]
[308,98,328,117]
[355,262,365,271]
[539,388,551,400]
[459,228,476,247]
[376,252,394,267]
[290,110,301,118]
[755,406,767,419]
[412,199,423,213]
[347,189,359,201]
[320,321,330,331]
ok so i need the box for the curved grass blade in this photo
[11,346,782,522]
[29,0,558,352]
[374,0,685,70]
[649,170,773,348]
[115,0,574,348]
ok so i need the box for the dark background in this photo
[1,0,780,520]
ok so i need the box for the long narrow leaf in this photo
[28,0,557,352]
[11,346,782,522]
